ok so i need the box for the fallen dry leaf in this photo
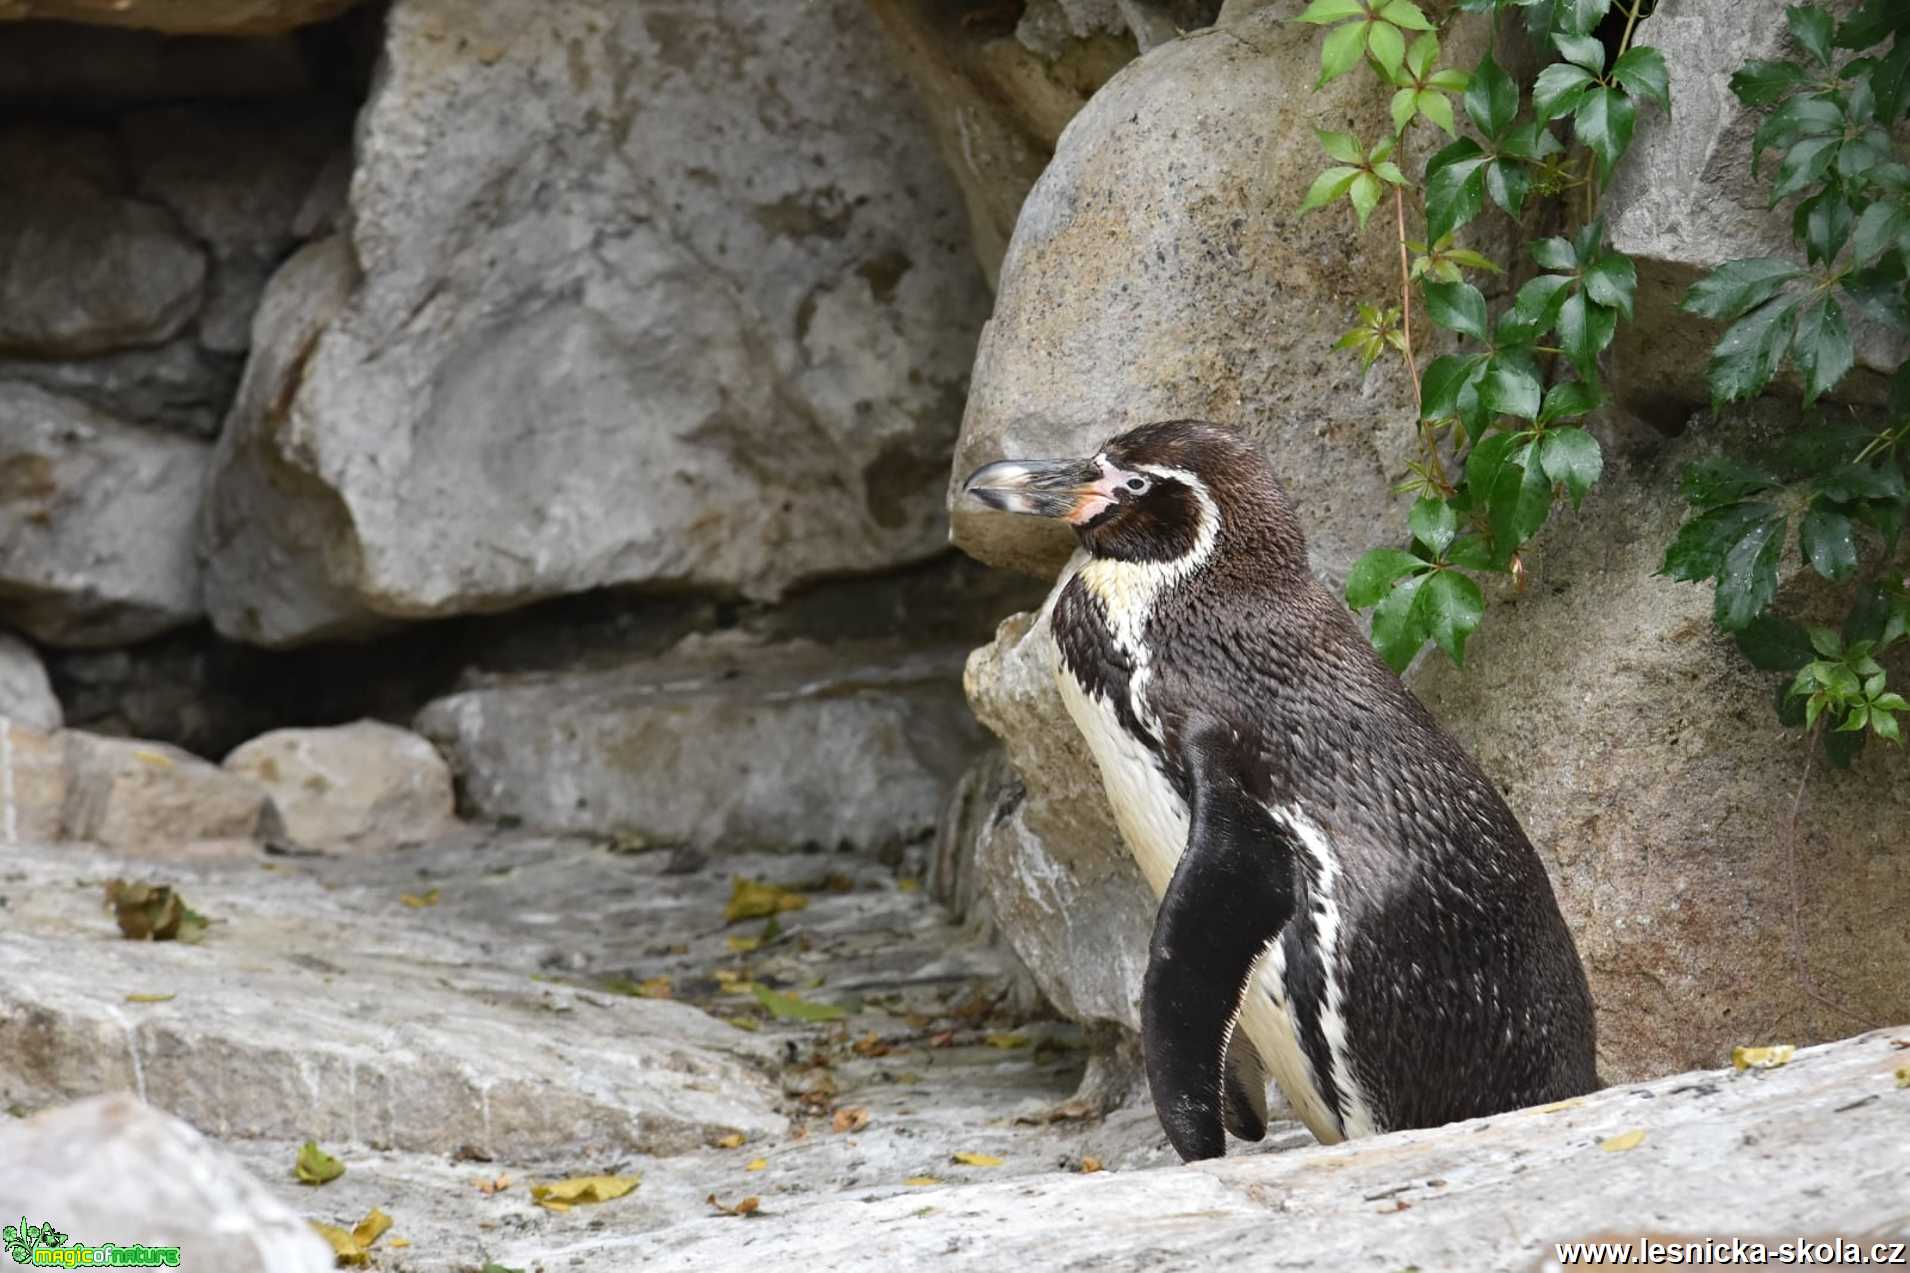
[603,975,671,1000]
[399,888,441,909]
[746,1158,768,1172]
[707,1193,760,1217]
[951,1152,1003,1167]
[124,993,175,1004]
[726,935,761,953]
[715,1133,746,1150]
[1532,1097,1585,1115]
[473,1174,511,1196]
[1732,1044,1796,1071]
[930,1031,956,1048]
[725,1016,760,1032]
[725,877,808,925]
[308,1207,391,1266]
[832,1106,870,1134]
[103,880,209,943]
[1896,1067,1909,1089]
[294,1140,345,1185]
[388,1237,410,1249]
[904,1175,940,1187]
[531,1174,639,1212]
[1079,1157,1103,1174]
[1599,1130,1647,1153]
[350,1208,392,1249]
[753,984,847,1023]
[851,1031,891,1057]
[984,1033,1029,1049]
[897,877,921,893]
[1015,1098,1096,1126]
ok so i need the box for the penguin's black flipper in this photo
[1221,1028,1269,1143]
[1142,722,1298,1163]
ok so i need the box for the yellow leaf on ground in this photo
[309,1222,365,1265]
[1599,1130,1647,1153]
[715,1133,745,1149]
[294,1140,345,1185]
[746,1158,768,1172]
[726,935,761,953]
[904,1176,940,1187]
[132,748,174,768]
[603,974,673,999]
[752,984,847,1022]
[1531,1097,1585,1115]
[1896,1066,1910,1089]
[724,877,808,924]
[707,1193,760,1217]
[1079,1157,1103,1174]
[851,1031,890,1057]
[951,1152,1003,1167]
[1732,1044,1796,1071]
[897,877,920,893]
[399,888,441,909]
[984,1034,1029,1049]
[832,1106,870,1133]
[350,1208,392,1249]
[124,993,175,1004]
[388,1237,410,1249]
[531,1175,640,1212]
[103,879,209,943]
[725,1016,760,1032]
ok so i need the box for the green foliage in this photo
[1663,2,1910,764]
[1300,0,1666,671]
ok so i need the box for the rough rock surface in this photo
[1604,0,1906,420]
[0,718,64,845]
[964,586,1153,1031]
[0,384,209,647]
[0,629,60,729]
[947,6,1493,583]
[417,635,987,852]
[1409,409,1910,1082]
[0,1095,334,1273]
[201,0,991,647]
[61,732,276,854]
[223,720,457,853]
[0,0,361,34]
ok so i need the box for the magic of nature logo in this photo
[4,1217,181,1268]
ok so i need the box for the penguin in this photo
[960,420,1597,1162]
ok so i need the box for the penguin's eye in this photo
[1124,476,1150,494]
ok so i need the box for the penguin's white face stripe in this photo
[1270,803,1381,1140]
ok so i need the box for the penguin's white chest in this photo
[1052,657,1349,1144]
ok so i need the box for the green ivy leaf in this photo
[1348,171,1385,227]
[1796,189,1854,266]
[1488,445,1554,560]
[1415,88,1459,135]
[1707,295,1802,407]
[1752,95,1842,174]
[1551,32,1606,73]
[1611,47,1671,112]
[1367,19,1407,79]
[1424,279,1489,340]
[1530,236,1578,272]
[1729,59,1809,107]
[1421,352,1488,421]
[1851,200,1909,267]
[1582,250,1638,320]
[1574,87,1637,177]
[1412,569,1486,664]
[1370,570,1432,671]
[1713,509,1789,630]
[1681,457,1783,508]
[1557,291,1618,378]
[1785,4,1834,66]
[1300,165,1363,213]
[1791,296,1854,405]
[1682,257,1806,321]
[1799,504,1858,581]
[1317,129,1365,164]
[1735,614,1816,672]
[1465,429,1520,500]
[1409,496,1459,555]
[1659,501,1783,581]
[1536,378,1603,424]
[1319,19,1369,85]
[1483,156,1530,216]
[1296,0,1367,20]
[1424,145,1488,243]
[1480,362,1542,419]
[1532,62,1597,122]
[1346,547,1431,608]
[1537,426,1603,505]
[1378,0,1435,30]
[1500,273,1574,343]
[1768,135,1839,205]
[1465,51,1520,139]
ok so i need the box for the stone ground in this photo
[5,831,1909,1271]
[0,830,1227,1271]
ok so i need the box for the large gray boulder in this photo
[1605,0,1906,419]
[0,630,61,730]
[223,720,457,853]
[0,1095,333,1273]
[1408,408,1910,1082]
[418,634,988,853]
[201,0,990,647]
[0,383,208,647]
[947,5,1494,584]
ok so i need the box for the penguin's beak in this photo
[959,457,1122,525]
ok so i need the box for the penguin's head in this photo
[960,420,1305,570]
